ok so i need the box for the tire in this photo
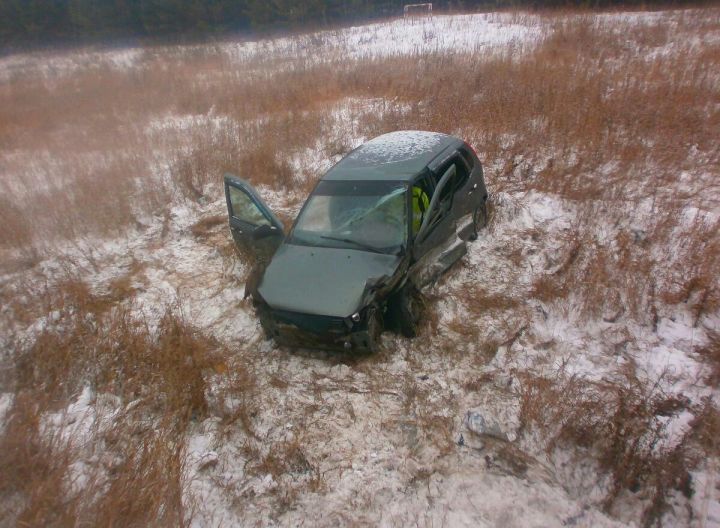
[470,201,488,241]
[255,302,276,341]
[365,306,383,353]
[389,283,425,338]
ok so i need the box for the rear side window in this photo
[437,158,469,203]
[459,147,475,171]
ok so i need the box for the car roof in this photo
[322,131,461,182]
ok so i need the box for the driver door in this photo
[224,173,285,265]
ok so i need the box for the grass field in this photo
[0,8,719,527]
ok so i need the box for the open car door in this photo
[224,173,285,292]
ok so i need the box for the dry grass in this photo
[0,398,192,527]
[2,10,718,261]
[443,283,523,361]
[8,273,219,419]
[0,393,80,527]
[0,276,254,526]
[190,214,227,238]
[240,430,325,514]
[517,367,719,526]
[87,423,190,527]
[697,330,720,386]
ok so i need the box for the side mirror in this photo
[252,224,280,241]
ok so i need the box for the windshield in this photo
[290,180,408,254]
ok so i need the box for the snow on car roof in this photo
[323,130,459,181]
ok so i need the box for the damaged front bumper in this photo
[257,306,375,352]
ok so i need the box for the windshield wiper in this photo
[319,235,386,254]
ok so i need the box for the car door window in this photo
[436,159,469,204]
[416,169,451,238]
[411,175,433,236]
[415,158,469,240]
[229,185,271,226]
[438,160,469,209]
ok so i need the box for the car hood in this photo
[258,243,402,318]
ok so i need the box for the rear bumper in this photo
[258,306,374,352]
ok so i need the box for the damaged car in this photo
[223,130,488,352]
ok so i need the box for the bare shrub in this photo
[15,303,215,418]
[530,228,652,320]
[0,153,154,252]
[246,434,325,512]
[124,310,215,418]
[443,281,521,355]
[171,114,313,201]
[172,125,244,201]
[253,436,314,479]
[206,347,259,437]
[455,283,520,314]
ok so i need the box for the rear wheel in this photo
[389,283,425,338]
[255,302,276,341]
[470,201,488,241]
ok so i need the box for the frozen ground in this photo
[1,9,719,528]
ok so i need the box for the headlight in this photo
[351,312,361,323]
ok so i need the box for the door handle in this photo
[468,183,477,195]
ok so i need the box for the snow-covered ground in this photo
[0,13,541,82]
[15,180,714,527]
[1,9,719,528]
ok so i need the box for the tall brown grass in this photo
[1,10,717,262]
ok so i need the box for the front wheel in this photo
[470,201,488,241]
[388,283,425,338]
[364,306,383,353]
